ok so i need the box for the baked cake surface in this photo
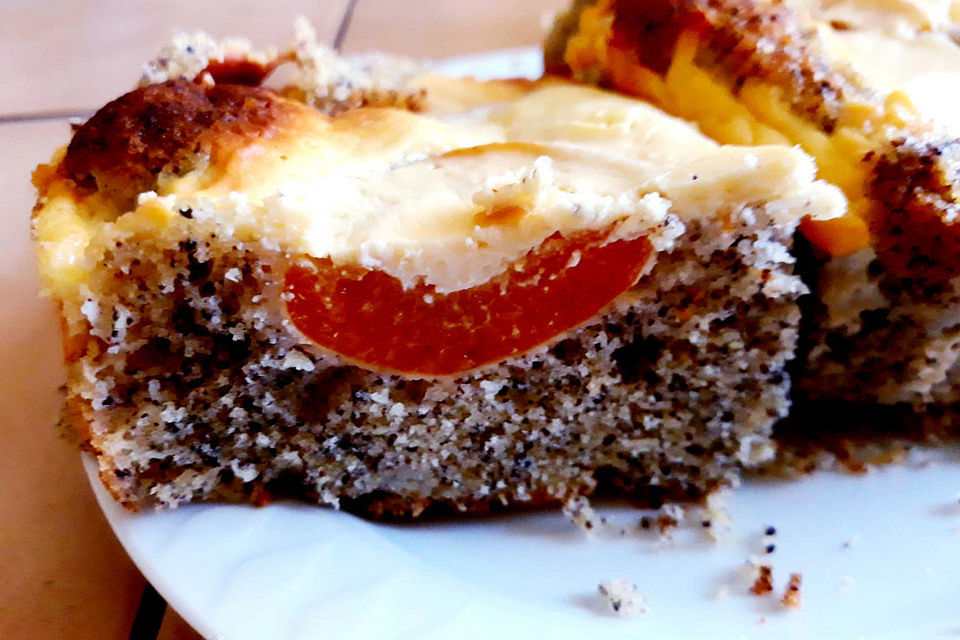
[547,0,960,424]
[32,32,842,514]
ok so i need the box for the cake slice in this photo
[32,32,842,514]
[547,0,960,429]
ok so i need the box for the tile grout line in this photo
[128,583,167,640]
[0,109,93,125]
[334,0,359,51]
[3,0,356,126]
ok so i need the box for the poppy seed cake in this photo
[32,30,842,514]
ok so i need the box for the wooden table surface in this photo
[1,1,564,638]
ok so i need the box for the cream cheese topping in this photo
[36,79,844,295]
[797,0,960,135]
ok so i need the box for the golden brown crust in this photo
[870,138,960,283]
[62,79,306,207]
[655,0,851,130]
[548,0,854,131]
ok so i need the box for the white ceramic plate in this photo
[87,48,960,640]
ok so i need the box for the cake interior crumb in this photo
[750,565,774,595]
[781,572,802,608]
[598,579,646,617]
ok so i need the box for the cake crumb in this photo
[656,514,679,535]
[598,579,646,616]
[563,496,601,537]
[701,491,732,542]
[781,572,802,608]
[661,502,685,523]
[841,534,861,549]
[750,564,774,595]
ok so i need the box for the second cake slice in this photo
[547,0,960,428]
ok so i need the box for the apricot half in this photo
[284,230,653,377]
